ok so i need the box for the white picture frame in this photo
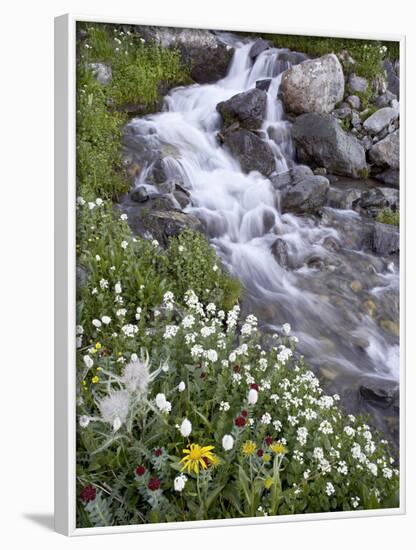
[54,13,406,536]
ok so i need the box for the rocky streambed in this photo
[102,27,400,448]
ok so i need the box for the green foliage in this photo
[166,229,241,312]
[78,23,190,110]
[76,201,241,356]
[376,208,400,226]
[265,33,398,81]
[76,69,128,199]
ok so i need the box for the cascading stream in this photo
[124,36,399,437]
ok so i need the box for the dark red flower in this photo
[250,383,259,391]
[135,465,146,476]
[200,372,206,379]
[264,436,273,446]
[148,477,161,491]
[154,448,162,457]
[235,415,246,428]
[233,365,241,373]
[80,484,96,503]
[241,409,249,418]
[257,449,264,457]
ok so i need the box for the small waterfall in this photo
[125,39,399,388]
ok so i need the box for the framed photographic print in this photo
[54,13,405,536]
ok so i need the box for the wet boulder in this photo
[292,113,367,178]
[256,78,272,92]
[359,377,399,409]
[280,54,344,114]
[223,129,275,176]
[217,88,267,131]
[363,107,399,135]
[142,210,203,245]
[372,221,399,256]
[280,175,330,214]
[369,130,400,170]
[326,186,362,210]
[374,168,399,188]
[271,238,289,267]
[130,186,150,203]
[249,38,270,59]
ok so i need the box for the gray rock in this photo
[277,50,309,66]
[142,209,202,246]
[223,129,275,176]
[292,113,367,178]
[374,168,400,188]
[271,238,289,267]
[280,54,344,114]
[249,38,270,59]
[86,62,112,85]
[130,186,150,203]
[358,188,388,214]
[290,164,314,183]
[270,171,292,189]
[348,73,368,93]
[359,377,399,408]
[332,106,352,120]
[372,221,399,256]
[280,175,330,213]
[379,187,400,210]
[369,130,400,169]
[135,26,234,84]
[346,95,361,110]
[383,59,400,98]
[363,107,399,135]
[76,264,88,300]
[217,88,267,130]
[376,90,397,108]
[327,187,361,210]
[256,78,272,92]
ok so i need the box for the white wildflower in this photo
[222,434,234,451]
[101,315,111,325]
[164,325,179,339]
[155,393,171,414]
[220,401,230,412]
[121,358,150,394]
[121,240,128,249]
[174,474,187,492]
[121,324,138,338]
[325,482,335,496]
[261,412,272,425]
[92,319,102,328]
[83,355,93,368]
[79,415,90,428]
[98,390,130,431]
[178,381,186,392]
[248,388,258,405]
[179,418,192,437]
[282,323,291,335]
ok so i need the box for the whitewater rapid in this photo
[125,36,400,392]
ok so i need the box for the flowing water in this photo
[122,35,400,442]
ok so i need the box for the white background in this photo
[0,0,413,547]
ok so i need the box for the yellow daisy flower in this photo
[270,442,287,455]
[242,440,257,456]
[263,453,271,463]
[179,444,215,474]
[264,477,274,489]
